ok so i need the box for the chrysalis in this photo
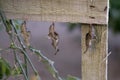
[84,24,96,53]
[21,21,30,47]
[48,22,59,55]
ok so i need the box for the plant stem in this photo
[24,53,28,76]
[16,46,38,75]
[0,11,30,78]
[13,50,29,80]
[10,20,38,75]
[10,20,29,76]
[29,47,63,80]
[0,11,63,80]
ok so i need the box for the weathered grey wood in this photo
[81,24,107,80]
[0,0,107,24]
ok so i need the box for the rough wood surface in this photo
[0,0,107,24]
[81,24,107,80]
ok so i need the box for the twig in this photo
[0,11,34,79]
[10,20,29,76]
[0,11,63,80]
[13,50,29,80]
[0,47,10,53]
[29,46,63,80]
[15,46,38,75]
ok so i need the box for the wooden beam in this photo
[81,24,107,80]
[0,0,107,24]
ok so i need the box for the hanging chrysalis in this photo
[21,21,30,47]
[84,24,97,53]
[48,22,59,55]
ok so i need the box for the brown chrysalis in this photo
[21,21,30,47]
[48,22,59,55]
[84,24,96,53]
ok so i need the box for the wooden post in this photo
[81,24,107,80]
[0,0,107,24]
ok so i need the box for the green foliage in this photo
[12,66,22,75]
[0,58,11,79]
[63,75,80,80]
[6,20,12,33]
[12,20,23,31]
[109,0,120,33]
[68,23,81,32]
[11,64,26,76]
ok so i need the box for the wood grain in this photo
[81,24,107,80]
[0,0,107,24]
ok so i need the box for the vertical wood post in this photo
[81,24,107,80]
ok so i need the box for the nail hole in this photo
[89,16,95,19]
[89,5,95,8]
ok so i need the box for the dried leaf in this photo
[30,74,41,80]
[21,21,30,47]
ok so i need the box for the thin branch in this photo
[0,11,33,78]
[10,20,26,49]
[0,47,10,53]
[10,20,29,76]
[29,46,63,80]
[11,19,63,79]
[0,11,63,80]
[13,50,29,80]
[15,46,38,75]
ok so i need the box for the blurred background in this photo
[109,0,120,80]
